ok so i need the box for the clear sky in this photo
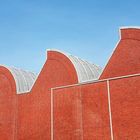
[0,0,140,73]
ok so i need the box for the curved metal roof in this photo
[48,49,102,83]
[68,55,102,82]
[4,66,37,94]
[1,50,101,93]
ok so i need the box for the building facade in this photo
[0,28,139,140]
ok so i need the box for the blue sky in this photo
[0,0,140,73]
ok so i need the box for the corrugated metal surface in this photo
[68,55,102,82]
[3,66,36,94]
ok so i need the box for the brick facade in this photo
[0,28,139,140]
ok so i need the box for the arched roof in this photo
[1,50,102,94]
[3,66,37,94]
[48,49,102,83]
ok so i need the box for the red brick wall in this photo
[100,28,140,79]
[0,67,17,140]
[53,82,111,140]
[53,75,140,140]
[16,50,79,140]
[81,82,111,140]
[0,50,79,140]
[53,87,83,140]
[0,28,139,140]
[110,76,140,139]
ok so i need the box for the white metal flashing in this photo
[120,26,140,29]
[107,80,114,140]
[51,73,140,90]
[51,88,54,140]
